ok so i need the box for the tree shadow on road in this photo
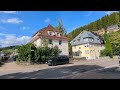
[0,64,104,79]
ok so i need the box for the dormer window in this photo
[88,38,93,42]
[83,37,94,42]
[57,32,59,36]
[55,32,59,36]
[60,34,62,36]
[49,31,52,36]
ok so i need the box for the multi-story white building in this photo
[30,24,69,56]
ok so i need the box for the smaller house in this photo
[92,28,105,36]
[107,25,119,33]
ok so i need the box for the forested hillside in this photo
[0,45,19,55]
[67,12,120,41]
[109,30,120,55]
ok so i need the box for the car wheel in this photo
[52,63,56,66]
[52,63,54,66]
[54,63,56,66]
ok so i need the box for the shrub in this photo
[100,49,113,58]
[17,43,61,64]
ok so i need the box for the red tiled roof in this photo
[31,24,68,42]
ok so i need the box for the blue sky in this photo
[0,11,118,47]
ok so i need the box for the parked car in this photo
[48,55,69,66]
[118,55,120,59]
[2,54,9,60]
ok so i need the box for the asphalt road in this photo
[0,64,103,79]
[0,59,120,79]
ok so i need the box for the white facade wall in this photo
[37,39,41,47]
[72,43,105,60]
[33,38,69,56]
[34,38,42,47]
[49,39,69,56]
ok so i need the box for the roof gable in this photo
[31,24,68,42]
[32,24,60,37]
[70,30,103,45]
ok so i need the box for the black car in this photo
[118,55,120,59]
[2,54,9,60]
[48,55,69,66]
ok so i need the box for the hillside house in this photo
[70,31,105,60]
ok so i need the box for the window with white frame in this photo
[85,44,90,47]
[49,39,52,44]
[49,31,53,36]
[89,44,92,47]
[87,44,89,47]
[90,50,94,54]
[90,38,93,42]
[83,38,86,42]
[57,32,59,36]
[59,40,62,45]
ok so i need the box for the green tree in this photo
[56,19,67,35]
[68,42,72,57]
[103,33,113,58]
[53,45,60,56]
[42,39,48,47]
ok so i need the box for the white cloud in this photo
[44,18,51,23]
[0,33,31,47]
[0,11,17,14]
[1,18,23,24]
[16,36,31,45]
[85,11,93,16]
[21,26,30,30]
[105,11,119,15]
